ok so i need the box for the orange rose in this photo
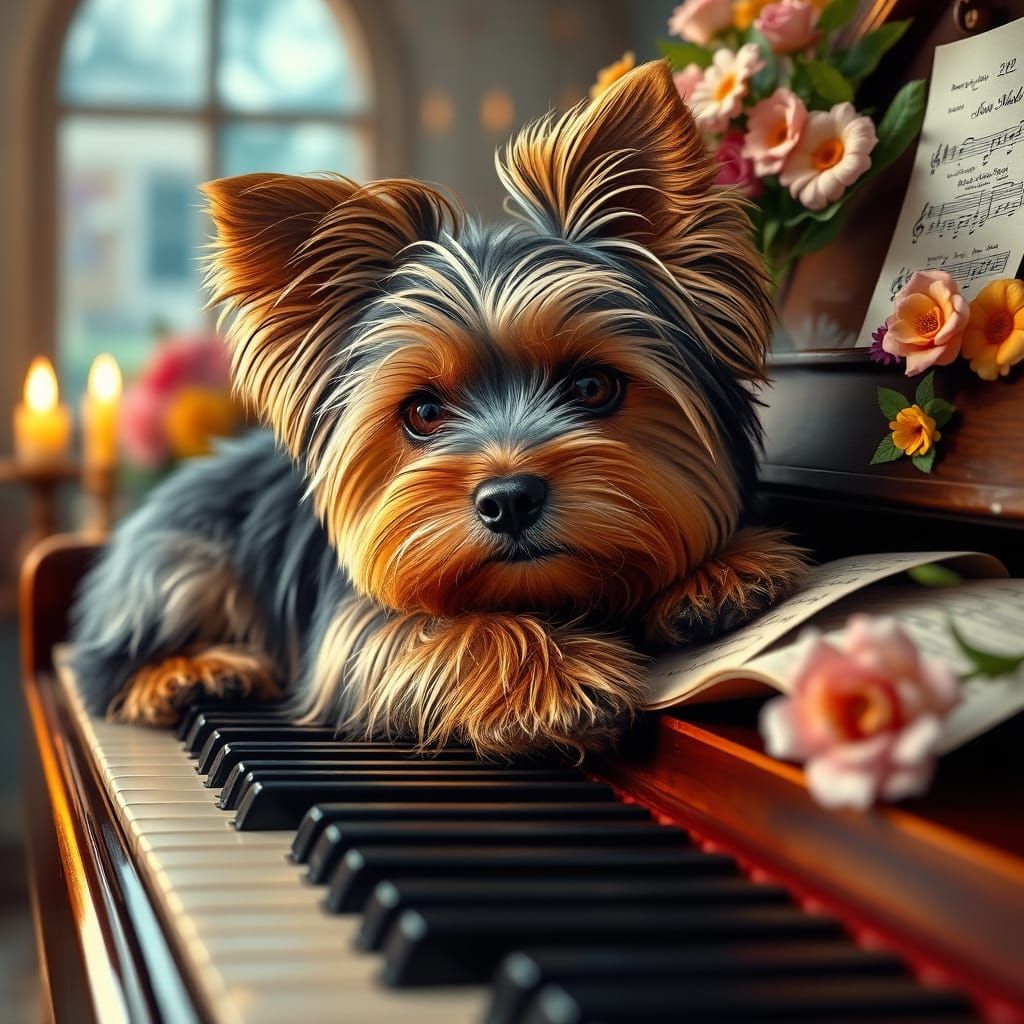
[883,270,968,377]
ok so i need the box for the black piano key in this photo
[486,943,909,1024]
[181,711,302,752]
[291,802,652,863]
[220,765,583,811]
[204,742,482,785]
[326,845,737,913]
[518,976,975,1024]
[381,904,843,987]
[234,780,618,831]
[360,876,790,952]
[306,820,686,884]
[188,724,341,758]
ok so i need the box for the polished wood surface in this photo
[21,536,199,1024]
[594,710,1024,1019]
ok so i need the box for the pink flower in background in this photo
[119,333,236,469]
[755,0,819,54]
[760,616,960,809]
[883,270,968,376]
[743,88,807,176]
[713,134,764,197]
[668,0,733,45]
[690,44,764,133]
[780,102,876,210]
[673,63,705,106]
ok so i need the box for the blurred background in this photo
[0,0,671,1014]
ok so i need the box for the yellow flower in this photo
[888,404,940,456]
[164,387,239,459]
[590,52,635,99]
[962,278,1024,380]
[733,0,768,30]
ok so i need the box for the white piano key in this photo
[57,665,481,1023]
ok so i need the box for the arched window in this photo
[56,0,373,396]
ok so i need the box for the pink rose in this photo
[743,88,807,176]
[668,0,733,46]
[673,63,704,106]
[141,334,233,395]
[883,270,969,376]
[755,0,818,54]
[760,615,959,809]
[713,134,763,197]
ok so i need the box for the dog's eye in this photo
[402,395,448,440]
[567,367,624,416]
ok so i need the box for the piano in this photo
[20,4,1024,1018]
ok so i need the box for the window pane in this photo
[59,117,209,398]
[219,121,369,178]
[61,0,208,108]
[218,0,367,113]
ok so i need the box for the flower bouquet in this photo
[120,332,242,472]
[657,0,927,286]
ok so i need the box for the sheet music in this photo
[858,18,1024,344]
[746,580,1024,753]
[644,550,1006,708]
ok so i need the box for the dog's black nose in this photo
[474,474,548,537]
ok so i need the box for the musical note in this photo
[911,180,1023,242]
[891,251,1011,299]
[930,119,1024,173]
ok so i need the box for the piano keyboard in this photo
[58,667,979,1024]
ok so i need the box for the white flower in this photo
[779,102,877,211]
[689,44,764,134]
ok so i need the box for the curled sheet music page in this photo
[858,18,1024,344]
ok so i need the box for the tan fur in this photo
[110,646,280,727]
[643,528,810,648]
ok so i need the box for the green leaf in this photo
[840,20,911,83]
[925,397,955,428]
[816,0,860,33]
[658,39,712,70]
[870,435,903,464]
[749,29,778,98]
[908,563,962,588]
[912,449,936,473]
[783,194,850,228]
[877,386,910,419]
[787,208,847,259]
[914,371,935,407]
[868,80,927,178]
[803,59,854,105]
[949,618,1024,679]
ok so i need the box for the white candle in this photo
[15,357,72,467]
[83,354,122,469]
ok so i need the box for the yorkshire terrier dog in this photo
[71,62,806,757]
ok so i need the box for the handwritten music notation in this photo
[911,179,1023,243]
[930,119,1024,173]
[889,250,1011,300]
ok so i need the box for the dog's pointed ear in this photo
[497,60,770,381]
[202,173,458,454]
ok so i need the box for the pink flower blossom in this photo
[668,0,733,46]
[760,616,960,809]
[690,44,764,134]
[673,64,704,106]
[713,134,763,197]
[742,88,807,176]
[883,270,968,376]
[780,102,876,210]
[119,383,170,468]
[755,0,819,54]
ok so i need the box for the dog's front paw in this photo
[110,645,281,727]
[643,528,809,648]
[369,614,646,759]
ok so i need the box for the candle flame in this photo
[24,357,58,412]
[88,353,122,403]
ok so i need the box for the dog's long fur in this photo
[70,62,807,757]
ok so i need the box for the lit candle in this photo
[83,354,122,468]
[15,357,72,467]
